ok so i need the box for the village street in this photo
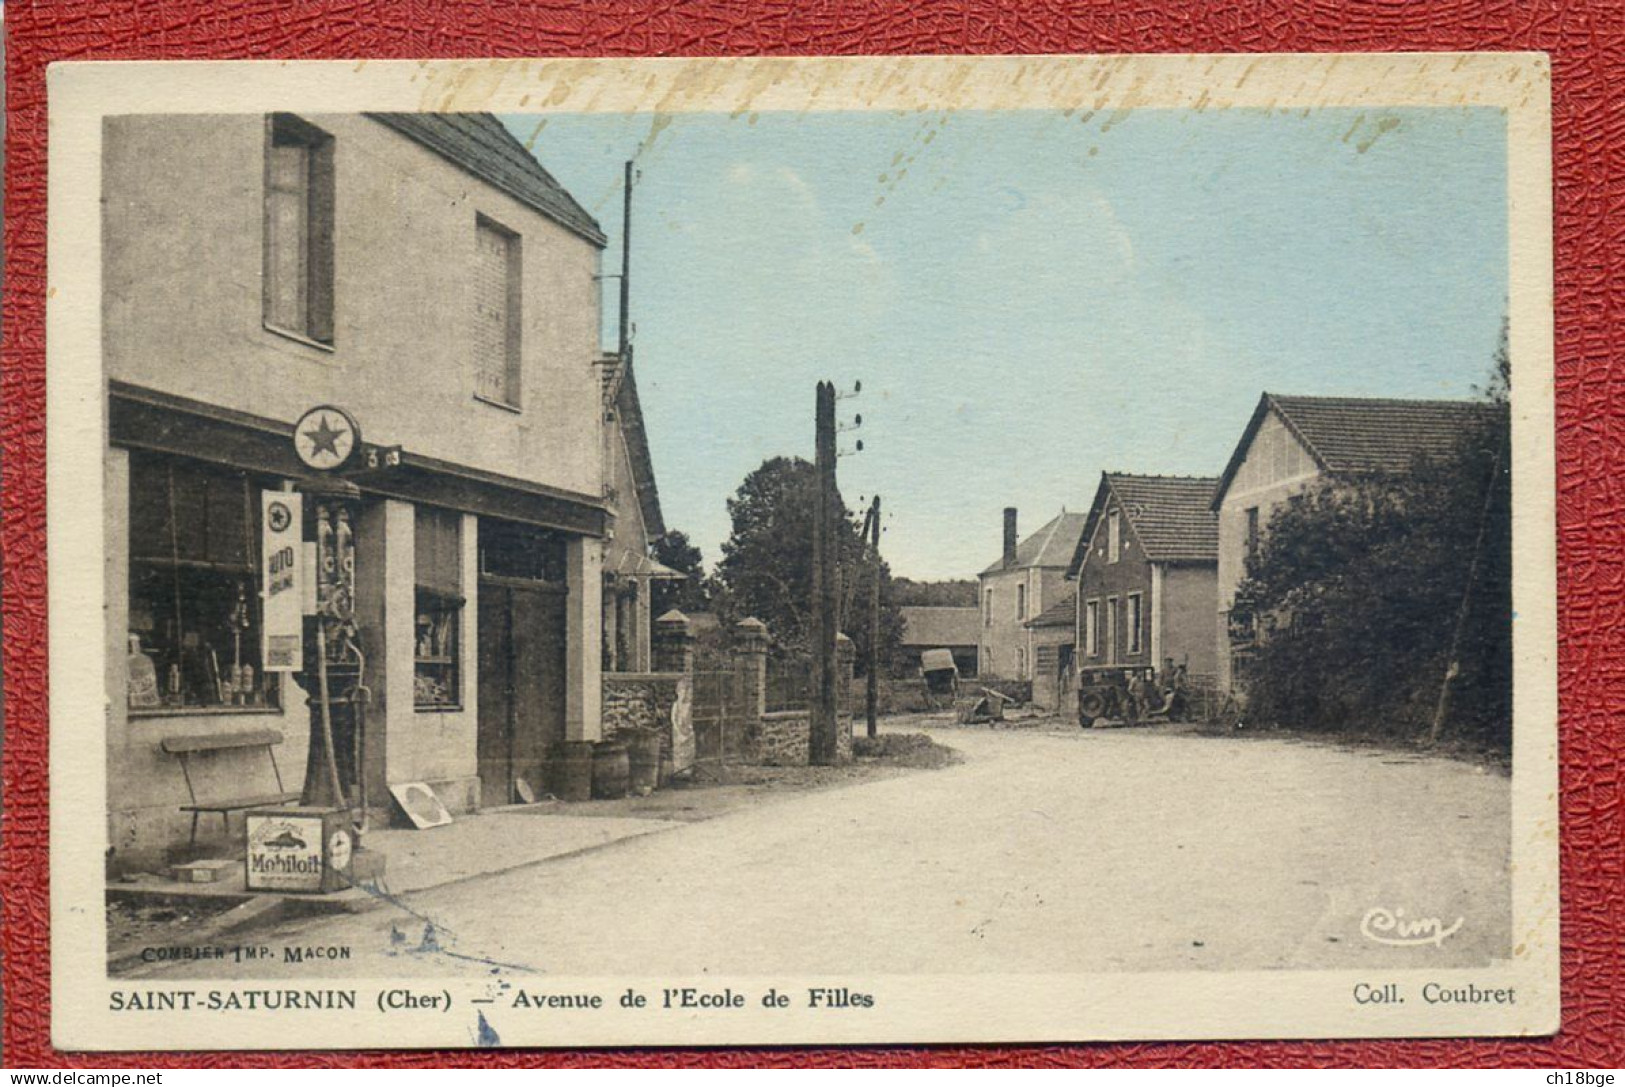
[123,722,1511,981]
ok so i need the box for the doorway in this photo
[476,577,567,807]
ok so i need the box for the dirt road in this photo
[125,722,1510,978]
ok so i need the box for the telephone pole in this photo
[865,494,882,739]
[810,380,840,765]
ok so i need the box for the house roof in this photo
[1068,474,1219,576]
[602,353,667,542]
[1026,588,1076,629]
[1212,393,1490,510]
[368,113,607,246]
[978,511,1090,576]
[898,606,981,648]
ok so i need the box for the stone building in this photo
[1211,393,1489,694]
[1067,473,1220,687]
[977,508,1088,681]
[103,112,621,869]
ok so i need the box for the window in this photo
[984,588,994,627]
[1245,506,1260,561]
[1016,582,1027,620]
[1127,592,1143,655]
[127,454,280,713]
[1107,509,1121,564]
[1105,597,1119,664]
[474,216,523,408]
[414,508,464,710]
[1016,646,1027,678]
[1084,600,1099,657]
[264,114,334,344]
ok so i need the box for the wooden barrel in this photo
[591,740,631,800]
[556,742,594,802]
[628,731,662,795]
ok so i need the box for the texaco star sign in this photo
[292,405,362,472]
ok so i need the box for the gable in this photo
[1221,410,1318,506]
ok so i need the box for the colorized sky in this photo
[501,106,1507,580]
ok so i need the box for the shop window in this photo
[264,114,335,345]
[481,519,569,583]
[474,215,523,408]
[127,454,280,713]
[415,508,464,710]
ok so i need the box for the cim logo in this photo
[1360,906,1464,948]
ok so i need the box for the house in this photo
[1210,393,1490,693]
[977,508,1089,681]
[103,111,619,869]
[1066,474,1219,687]
[897,606,980,677]
[1023,588,1077,709]
[598,351,683,674]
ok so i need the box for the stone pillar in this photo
[733,618,769,719]
[835,632,856,715]
[565,535,604,743]
[652,609,694,674]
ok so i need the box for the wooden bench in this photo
[160,729,301,844]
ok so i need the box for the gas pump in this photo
[244,406,386,893]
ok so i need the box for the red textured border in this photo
[4,1,1621,1069]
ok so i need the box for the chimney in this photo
[1002,507,1019,569]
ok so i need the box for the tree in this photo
[891,578,978,607]
[1233,346,1511,751]
[714,456,903,665]
[650,529,711,616]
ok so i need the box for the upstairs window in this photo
[1107,509,1121,564]
[264,114,335,345]
[1016,582,1027,620]
[1245,507,1261,561]
[984,588,994,627]
[474,216,523,409]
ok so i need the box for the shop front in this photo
[105,384,607,874]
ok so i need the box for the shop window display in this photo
[415,507,463,709]
[127,453,280,712]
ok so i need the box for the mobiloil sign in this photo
[245,808,354,893]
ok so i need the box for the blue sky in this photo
[502,106,1507,580]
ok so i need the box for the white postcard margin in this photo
[44,52,1557,1049]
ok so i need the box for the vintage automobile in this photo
[1076,663,1186,727]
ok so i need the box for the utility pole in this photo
[865,494,882,739]
[618,160,633,362]
[810,380,839,765]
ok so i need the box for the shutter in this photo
[307,135,336,344]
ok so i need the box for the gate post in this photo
[835,632,856,715]
[733,618,769,762]
[652,609,694,675]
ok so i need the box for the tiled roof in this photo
[368,113,606,246]
[978,511,1089,576]
[898,606,980,648]
[1213,393,1492,508]
[1068,474,1219,575]
[1026,589,1076,629]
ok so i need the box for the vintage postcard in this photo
[47,53,1556,1049]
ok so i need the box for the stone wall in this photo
[602,673,689,763]
[755,710,854,767]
